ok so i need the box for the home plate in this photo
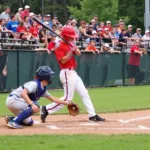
[80,122,100,126]
[34,121,41,124]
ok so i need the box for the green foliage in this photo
[68,0,118,23]
[118,0,144,31]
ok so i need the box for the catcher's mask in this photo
[36,66,55,84]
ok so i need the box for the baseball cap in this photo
[45,14,51,17]
[98,28,102,31]
[44,21,49,25]
[104,28,109,31]
[106,21,111,24]
[137,28,141,31]
[71,19,77,23]
[92,30,97,34]
[145,30,150,33]
[89,25,93,28]
[128,25,132,28]
[29,12,35,17]
[25,5,30,9]
[91,19,96,22]
[18,8,23,11]
[104,43,109,48]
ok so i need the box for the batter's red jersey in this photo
[128,45,141,66]
[54,42,77,69]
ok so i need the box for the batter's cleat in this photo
[40,106,48,123]
[5,116,15,124]
[7,120,23,129]
[89,115,105,122]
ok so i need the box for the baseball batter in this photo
[5,66,72,129]
[40,26,105,122]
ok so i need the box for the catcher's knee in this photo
[26,119,34,126]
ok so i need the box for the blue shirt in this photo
[6,21,19,32]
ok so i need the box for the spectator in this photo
[126,25,133,38]
[100,43,120,53]
[56,24,63,35]
[29,12,35,26]
[0,6,10,23]
[109,28,118,47]
[126,40,143,85]
[132,28,142,40]
[103,28,110,38]
[93,15,100,27]
[6,14,19,38]
[118,29,128,47]
[113,24,119,39]
[39,22,49,47]
[91,30,99,43]
[46,14,53,27]
[37,14,42,21]
[142,30,150,47]
[29,21,39,43]
[71,19,79,36]
[104,21,112,32]
[21,5,30,20]
[17,21,29,40]
[23,16,31,30]
[15,8,23,22]
[99,22,105,32]
[90,19,97,30]
[118,20,125,33]
[49,24,58,37]
[84,40,99,54]
[53,16,59,26]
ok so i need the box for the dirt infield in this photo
[1,110,150,135]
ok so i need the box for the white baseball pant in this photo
[46,69,96,117]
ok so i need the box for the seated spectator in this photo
[118,29,128,47]
[0,19,12,39]
[0,6,10,23]
[126,25,133,38]
[29,12,35,26]
[29,21,39,43]
[39,23,49,47]
[15,8,23,22]
[99,22,105,32]
[37,14,42,21]
[56,24,63,35]
[24,16,31,30]
[91,30,99,43]
[53,16,59,26]
[103,28,111,43]
[17,21,30,40]
[71,19,79,36]
[109,28,118,47]
[104,21,112,32]
[100,43,120,53]
[132,28,142,40]
[21,5,30,20]
[84,40,100,54]
[45,14,53,27]
[6,14,19,38]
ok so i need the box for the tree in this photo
[68,0,118,23]
[118,0,144,31]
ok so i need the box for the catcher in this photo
[5,66,78,129]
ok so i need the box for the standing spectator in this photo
[118,29,128,47]
[118,20,125,33]
[21,5,30,20]
[91,30,99,43]
[46,14,53,28]
[0,6,10,23]
[37,14,42,21]
[15,8,23,22]
[127,40,143,85]
[90,19,97,30]
[99,22,105,32]
[104,21,112,32]
[113,24,120,39]
[132,28,142,40]
[29,12,35,26]
[93,15,100,27]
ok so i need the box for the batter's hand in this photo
[32,103,39,113]
[69,42,77,52]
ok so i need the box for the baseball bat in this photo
[32,16,68,43]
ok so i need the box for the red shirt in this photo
[55,42,77,69]
[17,26,27,33]
[21,11,29,20]
[29,27,38,37]
[48,42,56,51]
[128,45,141,66]
[86,45,96,51]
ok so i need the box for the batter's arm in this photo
[46,95,69,105]
[60,51,73,64]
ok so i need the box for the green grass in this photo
[1,85,150,116]
[0,134,150,150]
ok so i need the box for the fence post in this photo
[122,52,126,86]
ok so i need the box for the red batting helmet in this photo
[61,26,78,40]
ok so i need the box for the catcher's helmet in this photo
[61,26,78,40]
[36,66,55,84]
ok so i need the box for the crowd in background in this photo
[0,5,150,53]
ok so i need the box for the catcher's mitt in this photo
[67,102,80,116]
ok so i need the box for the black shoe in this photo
[89,115,105,122]
[5,116,15,124]
[40,106,48,123]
